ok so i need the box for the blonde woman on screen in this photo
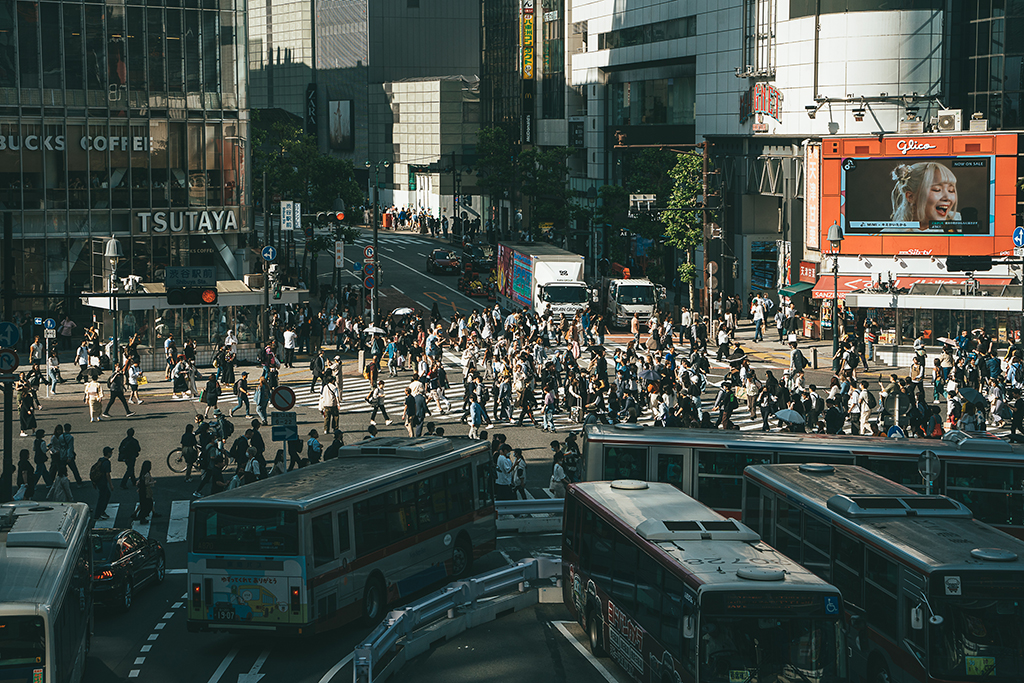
[890,162,960,230]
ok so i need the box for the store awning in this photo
[896,276,1013,288]
[812,275,876,300]
[779,282,814,297]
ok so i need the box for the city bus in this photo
[0,502,93,683]
[562,480,848,683]
[743,463,1024,683]
[581,424,1024,537]
[187,436,495,635]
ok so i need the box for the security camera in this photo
[853,108,866,122]
[805,105,817,119]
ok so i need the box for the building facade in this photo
[0,0,252,342]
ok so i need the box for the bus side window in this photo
[635,552,662,641]
[311,513,335,567]
[661,573,693,673]
[832,531,863,608]
[743,481,762,534]
[775,499,801,560]
[580,509,595,572]
[591,517,614,588]
[803,513,831,580]
[337,510,351,554]
[865,550,898,638]
[564,497,577,553]
[612,532,638,614]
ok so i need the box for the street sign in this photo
[280,200,294,231]
[164,266,217,288]
[364,262,376,277]
[33,317,42,325]
[353,261,363,274]
[44,329,56,339]
[887,425,906,439]
[43,318,56,330]
[364,245,375,260]
[0,348,20,372]
[918,450,940,482]
[261,246,277,262]
[271,411,298,441]
[295,202,304,238]
[0,322,19,348]
[270,386,296,411]
[335,241,345,268]
[364,275,376,290]
[1014,226,1024,248]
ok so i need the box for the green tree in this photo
[662,151,705,305]
[475,125,520,208]
[520,146,582,237]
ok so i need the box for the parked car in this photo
[92,528,166,612]
[426,248,460,274]
[462,243,496,273]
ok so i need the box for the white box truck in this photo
[496,242,591,316]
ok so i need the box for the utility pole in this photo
[1,212,12,502]
[262,171,270,342]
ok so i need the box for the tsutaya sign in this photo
[135,208,239,235]
[0,134,155,152]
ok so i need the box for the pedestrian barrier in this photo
[494,498,564,533]
[352,557,562,683]
[494,498,564,516]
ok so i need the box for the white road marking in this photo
[93,504,118,529]
[317,653,354,683]
[163,612,174,619]
[172,602,184,609]
[166,500,191,542]
[147,633,159,641]
[154,623,166,630]
[134,657,146,665]
[129,671,140,678]
[205,648,239,683]
[551,621,620,683]
[141,645,152,653]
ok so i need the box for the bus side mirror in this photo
[683,615,695,639]
[911,606,924,630]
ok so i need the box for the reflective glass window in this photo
[64,4,84,92]
[147,8,166,92]
[0,2,14,88]
[40,2,61,90]
[18,1,38,89]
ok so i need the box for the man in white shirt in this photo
[282,326,298,368]
[318,382,340,433]
[494,445,513,500]
[752,296,765,342]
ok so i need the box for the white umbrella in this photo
[392,307,415,316]
[365,326,386,335]
[774,408,806,425]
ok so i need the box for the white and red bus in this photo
[581,424,1024,537]
[744,463,1024,682]
[563,479,848,683]
[187,436,495,635]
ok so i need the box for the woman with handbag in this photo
[133,460,156,523]
[366,379,392,425]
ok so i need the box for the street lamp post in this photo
[365,160,390,324]
[827,221,844,372]
[104,237,124,370]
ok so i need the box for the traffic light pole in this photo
[262,171,270,343]
[1,211,12,502]
[372,187,379,324]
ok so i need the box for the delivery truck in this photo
[496,242,592,316]
[598,276,665,327]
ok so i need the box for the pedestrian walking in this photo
[102,367,135,418]
[319,381,340,433]
[203,375,221,418]
[91,446,114,520]
[118,428,141,489]
[366,379,392,425]
[549,451,570,498]
[230,372,250,417]
[133,460,157,522]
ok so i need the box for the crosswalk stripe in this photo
[93,503,119,528]
[166,500,191,543]
[131,515,151,537]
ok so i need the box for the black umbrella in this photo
[638,368,660,382]
[958,386,986,406]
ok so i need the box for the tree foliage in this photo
[662,151,704,284]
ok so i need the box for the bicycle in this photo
[166,447,188,473]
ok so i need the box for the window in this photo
[803,514,830,579]
[662,573,691,669]
[191,507,299,556]
[337,511,350,554]
[311,513,335,567]
[635,552,662,640]
[591,517,615,588]
[865,550,898,637]
[603,447,647,480]
[832,532,863,607]
[597,16,696,50]
[744,482,762,534]
[697,450,770,512]
[611,534,638,613]
[354,495,389,555]
[657,454,685,490]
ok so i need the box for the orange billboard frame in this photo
[820,133,1019,258]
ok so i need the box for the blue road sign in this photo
[261,245,278,262]
[364,262,376,276]
[364,275,376,290]
[1014,226,1024,248]
[33,317,42,325]
[887,425,906,439]
[353,261,363,274]
[271,425,298,441]
[0,322,20,348]
[824,595,840,615]
[43,318,56,330]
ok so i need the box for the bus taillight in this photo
[192,583,201,610]
[290,587,300,613]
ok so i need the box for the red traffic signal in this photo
[335,211,345,221]
[167,287,218,306]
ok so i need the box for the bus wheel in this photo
[362,577,386,624]
[120,577,133,613]
[452,536,473,578]
[587,610,605,657]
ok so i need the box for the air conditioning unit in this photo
[937,109,962,132]
[969,117,989,132]
[898,119,925,134]
[244,273,264,289]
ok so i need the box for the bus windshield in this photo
[617,285,655,305]
[192,507,299,556]
[543,285,588,304]
[0,616,45,669]
[930,598,1024,680]
[700,616,844,683]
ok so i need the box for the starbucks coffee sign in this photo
[135,208,239,235]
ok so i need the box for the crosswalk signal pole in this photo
[1,212,12,502]
[366,160,390,325]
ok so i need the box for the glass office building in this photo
[0,0,251,321]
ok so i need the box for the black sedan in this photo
[462,244,496,273]
[92,528,166,612]
[426,248,460,274]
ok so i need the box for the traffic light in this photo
[167,287,218,306]
[946,255,993,272]
[273,280,282,300]
[316,211,345,223]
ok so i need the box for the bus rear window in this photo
[0,616,45,669]
[192,507,299,556]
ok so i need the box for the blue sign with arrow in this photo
[1014,226,1024,248]
[43,318,56,330]
[0,322,20,348]
[261,246,278,262]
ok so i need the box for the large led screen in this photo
[842,156,993,236]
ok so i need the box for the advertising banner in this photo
[511,250,533,307]
[522,0,534,80]
[843,155,993,235]
[804,143,820,250]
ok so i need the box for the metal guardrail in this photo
[494,498,564,516]
[352,557,562,683]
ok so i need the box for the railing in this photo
[353,557,561,683]
[494,498,564,516]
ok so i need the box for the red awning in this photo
[812,275,875,300]
[813,275,1013,300]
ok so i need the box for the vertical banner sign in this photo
[804,143,821,251]
[522,0,534,80]
[280,200,294,232]
[295,203,308,240]
[334,241,344,268]
[305,83,318,137]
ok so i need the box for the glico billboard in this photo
[820,134,1018,257]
